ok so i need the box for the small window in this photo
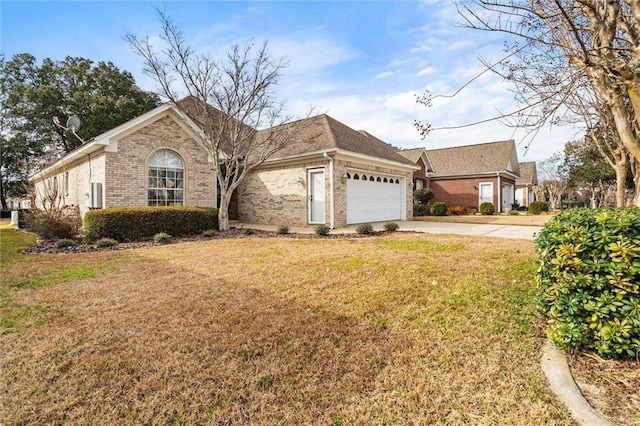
[362,174,367,180]
[395,179,400,184]
[383,177,388,183]
[346,173,351,179]
[354,174,360,180]
[376,177,381,182]
[369,176,374,181]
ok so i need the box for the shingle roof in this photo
[259,114,414,165]
[396,148,425,164]
[426,140,518,176]
[516,161,538,185]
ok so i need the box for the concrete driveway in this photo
[235,221,542,241]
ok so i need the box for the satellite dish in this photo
[66,115,81,132]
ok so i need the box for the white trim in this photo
[497,174,502,213]
[478,182,494,206]
[324,153,335,229]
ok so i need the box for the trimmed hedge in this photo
[84,206,218,242]
[535,208,640,359]
[529,201,548,215]
[479,202,495,215]
[430,202,448,216]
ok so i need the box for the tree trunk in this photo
[217,187,235,231]
[0,175,7,211]
[614,162,627,207]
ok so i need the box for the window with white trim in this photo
[148,150,184,206]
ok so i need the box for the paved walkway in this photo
[234,220,542,241]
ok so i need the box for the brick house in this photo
[396,148,434,190]
[400,140,521,213]
[515,161,538,207]
[30,102,417,228]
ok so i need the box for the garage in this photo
[346,172,404,224]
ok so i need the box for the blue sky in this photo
[1,0,580,161]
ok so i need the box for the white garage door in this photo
[346,172,404,224]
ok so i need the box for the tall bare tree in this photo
[538,152,568,210]
[127,10,308,231]
[456,0,640,204]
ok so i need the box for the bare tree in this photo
[456,0,640,203]
[538,152,568,210]
[127,10,308,231]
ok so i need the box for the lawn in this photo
[0,224,573,425]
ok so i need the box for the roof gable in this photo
[426,140,520,177]
[516,161,538,185]
[260,114,414,166]
[396,147,435,172]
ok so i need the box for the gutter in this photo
[324,152,335,229]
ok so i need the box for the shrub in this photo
[23,206,81,240]
[529,201,549,215]
[276,225,289,235]
[56,238,76,248]
[479,202,495,215]
[469,208,478,215]
[153,232,172,244]
[243,228,255,235]
[355,223,374,235]
[413,188,434,205]
[315,224,330,236]
[507,209,520,216]
[201,229,217,237]
[413,203,429,216]
[95,238,118,247]
[430,202,448,216]
[535,208,640,359]
[384,222,399,232]
[84,207,218,242]
[448,205,468,216]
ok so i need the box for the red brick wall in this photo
[413,157,430,189]
[430,176,516,211]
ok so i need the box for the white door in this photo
[308,170,325,224]
[502,184,514,212]
[478,182,493,206]
[346,173,404,224]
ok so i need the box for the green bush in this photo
[413,188,434,205]
[469,208,478,215]
[384,222,399,232]
[95,238,118,247]
[355,223,374,235]
[24,206,82,241]
[430,202,448,216]
[243,228,255,235]
[479,202,495,215]
[315,224,330,236]
[56,238,76,248]
[535,208,640,359]
[276,225,289,235]
[507,209,520,216]
[84,206,218,242]
[153,232,172,244]
[201,229,217,237]
[413,203,429,216]
[529,201,549,215]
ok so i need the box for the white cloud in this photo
[373,71,395,80]
[416,66,435,77]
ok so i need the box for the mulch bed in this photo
[23,228,385,254]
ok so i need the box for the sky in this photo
[1,0,583,162]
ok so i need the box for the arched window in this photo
[362,174,368,180]
[395,179,400,184]
[346,173,351,179]
[148,150,184,206]
[353,174,360,180]
[369,176,374,181]
[383,177,388,183]
[376,177,381,182]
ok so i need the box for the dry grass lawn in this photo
[1,225,574,425]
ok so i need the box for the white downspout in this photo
[497,172,502,213]
[324,152,335,229]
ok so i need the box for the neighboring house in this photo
[30,101,417,228]
[515,161,538,207]
[396,147,435,190]
[403,140,521,213]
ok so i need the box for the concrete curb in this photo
[541,341,615,426]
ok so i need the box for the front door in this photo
[502,184,514,212]
[478,182,493,206]
[308,169,325,224]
